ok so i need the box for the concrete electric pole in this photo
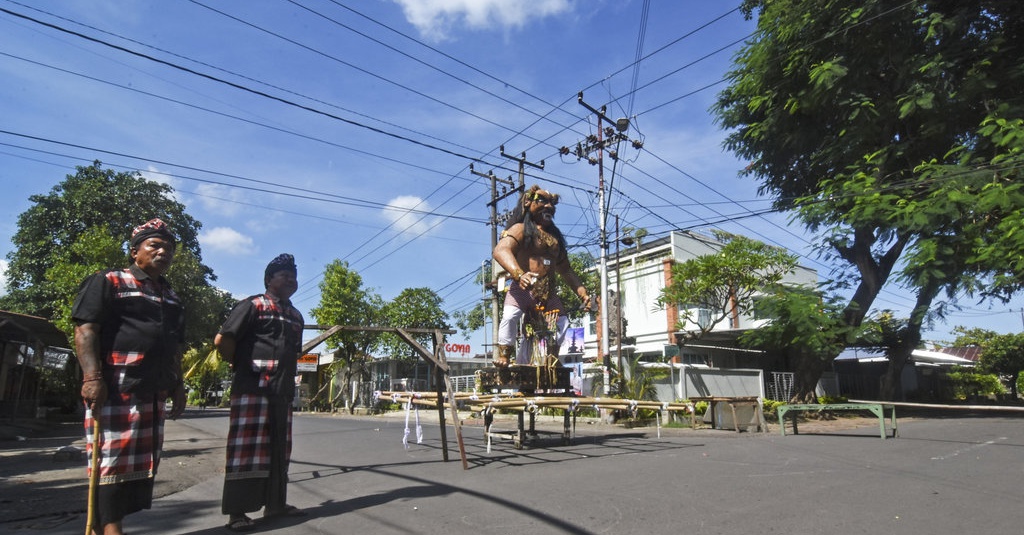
[561,91,640,395]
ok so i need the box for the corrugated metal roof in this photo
[0,310,71,350]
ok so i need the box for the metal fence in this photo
[766,372,794,401]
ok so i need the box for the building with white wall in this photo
[586,230,817,371]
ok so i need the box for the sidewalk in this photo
[0,417,86,530]
[0,410,226,532]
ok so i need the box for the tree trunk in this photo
[839,231,908,328]
[878,356,907,401]
[789,351,830,403]
[879,282,938,400]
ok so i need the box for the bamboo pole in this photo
[375,391,694,414]
[85,415,100,535]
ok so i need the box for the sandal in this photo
[264,505,306,519]
[225,514,256,532]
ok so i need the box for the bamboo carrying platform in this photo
[375,389,698,450]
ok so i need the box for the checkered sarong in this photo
[85,392,164,485]
[224,394,292,480]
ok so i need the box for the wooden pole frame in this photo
[302,325,467,469]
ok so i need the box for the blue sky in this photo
[1,0,1020,352]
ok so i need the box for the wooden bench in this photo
[689,396,768,432]
[777,403,898,440]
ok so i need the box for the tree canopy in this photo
[657,231,798,339]
[740,284,856,402]
[379,287,450,359]
[715,0,1024,399]
[2,162,205,318]
[3,161,229,351]
[310,259,383,360]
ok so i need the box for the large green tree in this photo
[44,225,125,338]
[715,0,1024,399]
[740,285,856,402]
[309,260,384,412]
[379,287,450,359]
[656,231,799,340]
[4,162,229,351]
[2,162,205,318]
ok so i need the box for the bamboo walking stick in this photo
[85,412,100,535]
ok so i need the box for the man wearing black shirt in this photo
[218,254,306,532]
[72,218,186,535]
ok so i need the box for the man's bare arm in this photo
[214,333,236,363]
[557,259,592,310]
[74,322,107,410]
[493,224,532,288]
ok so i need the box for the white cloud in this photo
[0,259,8,297]
[139,165,183,203]
[383,195,440,236]
[140,165,178,189]
[200,227,256,255]
[194,183,247,216]
[393,0,572,41]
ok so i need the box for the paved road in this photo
[6,409,1024,534]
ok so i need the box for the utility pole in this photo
[561,91,640,395]
[615,215,624,393]
[500,144,544,190]
[471,163,517,362]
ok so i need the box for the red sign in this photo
[297,354,319,372]
[444,343,472,356]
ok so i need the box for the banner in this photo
[297,353,319,372]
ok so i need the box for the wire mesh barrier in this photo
[766,372,794,401]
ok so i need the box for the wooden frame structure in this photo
[302,325,468,469]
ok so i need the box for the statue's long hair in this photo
[505,184,568,259]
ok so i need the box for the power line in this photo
[0,132,488,224]
[0,5,501,164]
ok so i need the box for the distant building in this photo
[588,229,817,371]
[834,347,977,400]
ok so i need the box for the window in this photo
[697,308,712,330]
[680,353,708,366]
[680,303,713,330]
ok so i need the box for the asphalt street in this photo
[5,409,1024,534]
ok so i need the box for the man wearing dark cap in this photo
[217,254,306,532]
[72,217,186,535]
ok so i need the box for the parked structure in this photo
[0,310,73,417]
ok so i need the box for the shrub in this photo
[187,389,205,406]
[944,367,1006,400]
[761,399,784,417]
